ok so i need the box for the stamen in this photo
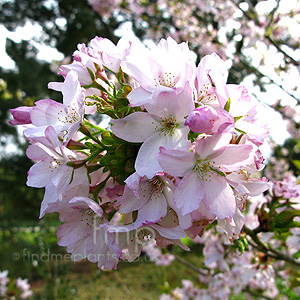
[57,105,79,125]
[154,72,176,87]
[159,116,179,136]
[80,208,100,228]
[193,160,223,181]
[197,83,217,104]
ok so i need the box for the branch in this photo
[173,254,207,276]
[243,287,277,300]
[231,0,300,66]
[243,226,300,267]
[265,35,300,67]
[239,59,300,105]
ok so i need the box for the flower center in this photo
[159,116,179,136]
[48,158,63,173]
[154,72,176,88]
[148,176,164,194]
[80,208,100,228]
[57,105,79,125]
[194,160,213,181]
[197,83,217,105]
[193,159,224,181]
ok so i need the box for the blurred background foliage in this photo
[0,0,300,299]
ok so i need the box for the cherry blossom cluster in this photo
[89,0,300,115]
[160,189,300,299]
[10,35,271,270]
[159,233,280,300]
[0,270,33,300]
[142,241,175,266]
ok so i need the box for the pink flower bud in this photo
[185,106,234,134]
[9,106,32,125]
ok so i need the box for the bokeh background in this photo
[1,0,300,299]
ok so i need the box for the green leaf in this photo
[101,131,116,145]
[188,130,200,142]
[115,144,128,158]
[272,210,300,232]
[83,119,109,132]
[180,236,192,247]
[293,250,300,259]
[235,128,247,135]
[85,94,102,102]
[86,67,95,82]
[292,160,300,171]
[234,116,244,122]
[119,86,132,98]
[224,97,231,112]
[234,239,245,254]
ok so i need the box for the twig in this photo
[113,272,132,296]
[243,287,277,300]
[231,0,300,67]
[173,254,207,276]
[239,59,300,104]
[244,226,300,267]
[265,35,300,67]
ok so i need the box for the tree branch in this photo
[231,0,300,67]
[243,287,277,300]
[173,254,207,276]
[244,226,300,267]
[239,59,300,105]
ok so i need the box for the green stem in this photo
[83,119,109,132]
[161,266,168,284]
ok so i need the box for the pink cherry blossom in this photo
[195,52,229,108]
[24,71,85,144]
[89,35,131,73]
[111,83,194,178]
[121,36,196,106]
[26,126,89,217]
[142,241,175,266]
[217,207,245,240]
[116,172,169,226]
[273,176,299,198]
[58,43,97,86]
[57,197,122,270]
[16,278,33,299]
[9,106,32,126]
[185,105,234,134]
[157,133,254,218]
[225,85,270,142]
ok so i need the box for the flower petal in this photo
[135,129,190,178]
[127,87,152,107]
[117,185,148,213]
[157,148,196,177]
[26,159,54,188]
[30,99,65,127]
[135,192,168,226]
[111,112,157,143]
[174,170,205,215]
[203,173,236,219]
[211,144,254,172]
[144,82,194,120]
[70,197,103,217]
[39,184,58,218]
[195,132,232,159]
